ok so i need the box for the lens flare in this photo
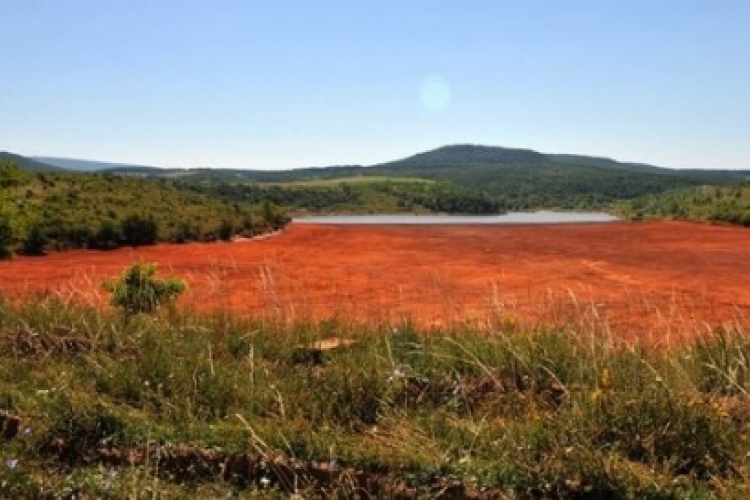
[419,76,451,113]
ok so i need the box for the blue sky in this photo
[1,1,748,169]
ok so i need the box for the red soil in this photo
[2,221,749,343]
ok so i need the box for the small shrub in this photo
[217,219,234,241]
[21,224,48,256]
[103,261,187,314]
[120,214,158,247]
[0,201,19,260]
[0,216,13,260]
[89,220,122,250]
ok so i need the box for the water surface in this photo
[294,211,619,225]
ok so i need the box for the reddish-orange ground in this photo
[2,221,749,343]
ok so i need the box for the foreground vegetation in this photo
[2,292,750,497]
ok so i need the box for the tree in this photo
[89,221,122,250]
[0,215,14,259]
[0,198,19,259]
[262,201,290,230]
[121,214,158,247]
[217,219,234,241]
[0,160,31,188]
[103,261,187,315]
[172,222,197,243]
[22,224,48,256]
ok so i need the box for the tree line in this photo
[179,179,506,215]
[614,182,750,225]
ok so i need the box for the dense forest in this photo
[0,159,289,259]
[181,178,505,215]
[97,145,750,210]
[615,182,750,226]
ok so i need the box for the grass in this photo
[1,294,750,498]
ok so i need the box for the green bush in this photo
[217,219,234,241]
[0,216,14,260]
[89,220,122,250]
[0,197,20,259]
[103,261,187,314]
[21,224,48,256]
[120,214,158,246]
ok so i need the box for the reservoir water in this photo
[294,211,619,225]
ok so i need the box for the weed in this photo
[0,297,749,496]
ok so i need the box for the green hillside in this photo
[0,152,65,172]
[95,145,750,212]
[0,159,288,258]
[378,144,549,168]
[367,145,750,209]
[615,182,750,226]
[16,146,750,215]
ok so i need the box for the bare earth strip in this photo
[2,221,749,344]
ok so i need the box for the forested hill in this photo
[375,145,749,179]
[377,144,548,169]
[33,144,750,184]
[365,145,750,208]
[13,145,750,210]
[0,159,289,258]
[0,152,66,172]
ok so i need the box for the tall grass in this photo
[1,294,750,497]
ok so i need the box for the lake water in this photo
[294,211,619,225]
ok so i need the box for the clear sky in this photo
[1,1,748,169]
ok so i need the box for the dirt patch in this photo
[2,221,750,343]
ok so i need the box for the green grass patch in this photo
[1,296,750,497]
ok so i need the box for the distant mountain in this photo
[11,145,750,210]
[362,145,750,208]
[0,152,66,172]
[380,145,679,173]
[379,144,549,168]
[31,156,163,172]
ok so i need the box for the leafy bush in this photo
[0,194,22,259]
[217,219,234,241]
[22,224,48,256]
[103,261,187,314]
[0,215,14,259]
[120,214,158,246]
[89,220,122,250]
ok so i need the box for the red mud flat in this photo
[2,221,750,344]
